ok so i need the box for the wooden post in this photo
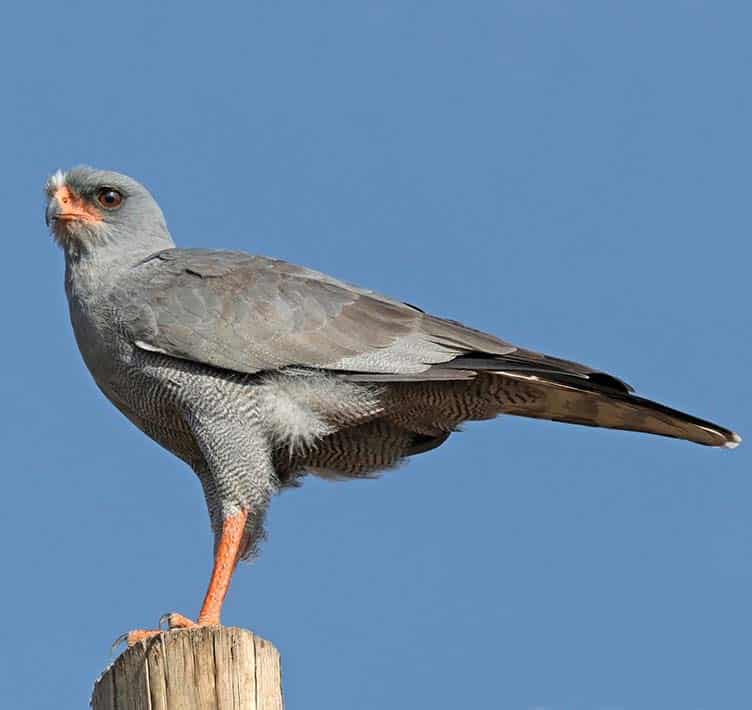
[91,627,284,710]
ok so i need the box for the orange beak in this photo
[46,186,103,228]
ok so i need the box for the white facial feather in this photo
[45,169,66,196]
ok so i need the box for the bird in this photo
[46,166,740,645]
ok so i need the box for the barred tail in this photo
[493,371,741,448]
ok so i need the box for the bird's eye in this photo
[96,188,124,209]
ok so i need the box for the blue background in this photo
[1,3,749,709]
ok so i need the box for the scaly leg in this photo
[124,509,249,646]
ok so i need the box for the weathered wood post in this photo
[91,627,284,710]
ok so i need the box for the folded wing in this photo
[122,248,550,376]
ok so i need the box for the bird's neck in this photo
[64,242,167,304]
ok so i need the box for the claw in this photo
[111,632,129,656]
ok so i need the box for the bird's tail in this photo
[489,371,740,448]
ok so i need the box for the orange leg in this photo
[124,509,249,647]
[199,509,249,624]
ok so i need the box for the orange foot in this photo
[119,613,209,646]
[114,510,249,650]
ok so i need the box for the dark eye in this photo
[96,188,124,209]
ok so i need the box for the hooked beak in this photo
[45,186,103,231]
[45,198,60,227]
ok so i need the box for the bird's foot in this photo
[114,612,212,649]
[160,612,200,631]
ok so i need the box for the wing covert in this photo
[121,249,517,375]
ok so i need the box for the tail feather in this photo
[492,371,740,448]
[348,349,740,449]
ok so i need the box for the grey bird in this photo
[46,166,740,644]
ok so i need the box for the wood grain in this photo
[91,627,283,710]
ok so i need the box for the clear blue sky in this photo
[1,3,749,709]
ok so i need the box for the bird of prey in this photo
[46,166,740,644]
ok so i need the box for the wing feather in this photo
[123,249,515,375]
[122,249,622,389]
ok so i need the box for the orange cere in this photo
[53,186,103,224]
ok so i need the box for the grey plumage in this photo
[47,166,741,562]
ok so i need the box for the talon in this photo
[111,633,129,655]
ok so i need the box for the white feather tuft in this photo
[45,169,66,196]
[257,371,382,455]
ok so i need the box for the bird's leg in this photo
[200,509,250,622]
[163,509,250,629]
[124,509,249,646]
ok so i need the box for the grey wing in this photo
[121,248,628,388]
[121,249,508,374]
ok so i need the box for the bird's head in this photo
[45,166,173,258]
